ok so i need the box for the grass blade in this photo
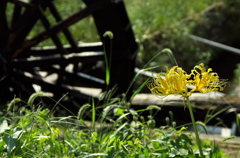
[77,103,91,120]
[27,92,45,107]
[103,31,114,86]
[196,121,208,134]
[7,98,22,111]
[92,98,96,130]
[130,77,150,101]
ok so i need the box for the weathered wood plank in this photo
[131,92,239,128]
[132,92,240,111]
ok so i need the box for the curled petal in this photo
[147,66,189,97]
[188,63,228,93]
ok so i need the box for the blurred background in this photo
[44,0,240,94]
[128,0,240,95]
[5,0,240,95]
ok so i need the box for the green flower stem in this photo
[186,97,204,157]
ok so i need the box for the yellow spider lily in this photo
[147,63,227,98]
[187,63,227,93]
[147,66,189,97]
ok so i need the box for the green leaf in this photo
[3,127,23,155]
[180,134,193,145]
[12,127,23,140]
[116,108,125,116]
[110,122,128,139]
[36,115,46,123]
[0,118,9,133]
[152,140,160,149]
[122,144,129,154]
[179,148,188,156]
[114,113,130,126]
[169,148,179,157]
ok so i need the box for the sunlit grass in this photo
[0,91,230,157]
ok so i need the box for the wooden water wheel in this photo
[0,0,138,108]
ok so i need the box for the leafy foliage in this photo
[0,92,229,157]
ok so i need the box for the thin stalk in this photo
[92,98,96,130]
[186,97,204,157]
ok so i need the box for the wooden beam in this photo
[37,4,68,56]
[7,1,42,54]
[11,52,104,67]
[47,1,78,51]
[11,5,22,28]
[29,42,103,56]
[10,0,112,57]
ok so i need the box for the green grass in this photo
[0,92,230,158]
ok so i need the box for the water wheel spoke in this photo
[37,4,68,56]
[1,0,138,108]
[7,3,41,52]
[47,1,78,51]
[11,0,111,57]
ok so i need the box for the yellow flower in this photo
[147,66,189,97]
[187,63,227,93]
[147,63,228,98]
